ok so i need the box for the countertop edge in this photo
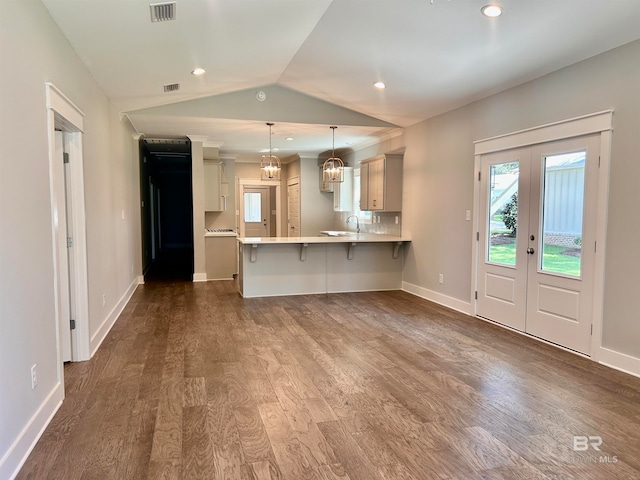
[237,234,410,245]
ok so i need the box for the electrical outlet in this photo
[466,210,471,221]
[439,273,444,284]
[395,215,399,225]
[31,364,37,389]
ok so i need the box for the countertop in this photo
[237,233,410,245]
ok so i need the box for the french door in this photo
[477,135,600,354]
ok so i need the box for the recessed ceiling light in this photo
[191,67,205,75]
[285,137,294,141]
[374,81,386,89]
[481,4,503,17]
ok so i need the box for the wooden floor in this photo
[17,281,640,480]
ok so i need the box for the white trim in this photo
[474,110,613,155]
[402,281,473,315]
[193,272,208,282]
[470,154,481,311]
[90,279,140,356]
[599,347,640,379]
[45,82,84,132]
[589,129,612,361]
[0,382,64,480]
[137,275,145,284]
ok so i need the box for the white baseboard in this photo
[402,281,473,315]
[137,275,145,284]
[0,382,63,480]
[193,272,207,282]
[90,278,139,356]
[598,347,640,379]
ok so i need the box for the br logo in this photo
[573,436,602,452]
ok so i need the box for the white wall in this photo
[0,1,140,477]
[401,39,640,363]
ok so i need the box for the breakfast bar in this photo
[237,234,411,298]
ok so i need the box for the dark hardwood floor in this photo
[17,281,640,479]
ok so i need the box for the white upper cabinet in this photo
[204,161,224,211]
[359,154,402,211]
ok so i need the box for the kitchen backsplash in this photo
[337,211,402,236]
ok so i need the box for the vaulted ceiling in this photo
[42,0,640,159]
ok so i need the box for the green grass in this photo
[489,239,581,276]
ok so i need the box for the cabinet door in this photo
[368,158,385,210]
[204,162,222,211]
[359,162,369,210]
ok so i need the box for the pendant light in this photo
[322,126,344,183]
[260,122,281,180]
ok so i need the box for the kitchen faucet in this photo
[346,215,360,233]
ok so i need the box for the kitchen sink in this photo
[319,230,353,236]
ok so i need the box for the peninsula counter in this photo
[237,234,410,298]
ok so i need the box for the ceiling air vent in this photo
[150,2,176,23]
[163,83,180,93]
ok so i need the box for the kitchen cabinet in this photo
[359,154,402,211]
[205,234,237,279]
[204,161,226,211]
[333,167,354,212]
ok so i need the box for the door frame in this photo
[46,83,91,363]
[471,110,613,359]
[237,177,282,237]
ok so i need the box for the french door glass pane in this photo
[541,151,585,276]
[488,161,519,266]
[244,192,261,222]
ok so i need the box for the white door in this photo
[477,147,530,331]
[243,186,269,237]
[477,135,600,354]
[55,132,74,362]
[287,178,301,237]
[525,136,599,353]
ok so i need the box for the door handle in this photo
[527,248,535,255]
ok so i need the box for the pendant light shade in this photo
[322,126,344,183]
[261,122,281,180]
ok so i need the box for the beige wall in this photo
[401,39,640,359]
[0,1,140,476]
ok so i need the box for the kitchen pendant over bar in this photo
[322,125,344,183]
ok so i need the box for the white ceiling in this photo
[42,0,640,159]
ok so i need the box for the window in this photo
[353,168,372,223]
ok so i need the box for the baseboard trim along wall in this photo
[599,347,640,379]
[193,272,207,282]
[402,281,473,316]
[90,277,140,356]
[0,382,63,480]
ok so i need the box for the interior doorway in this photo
[139,137,194,281]
[237,178,282,238]
[46,83,91,363]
